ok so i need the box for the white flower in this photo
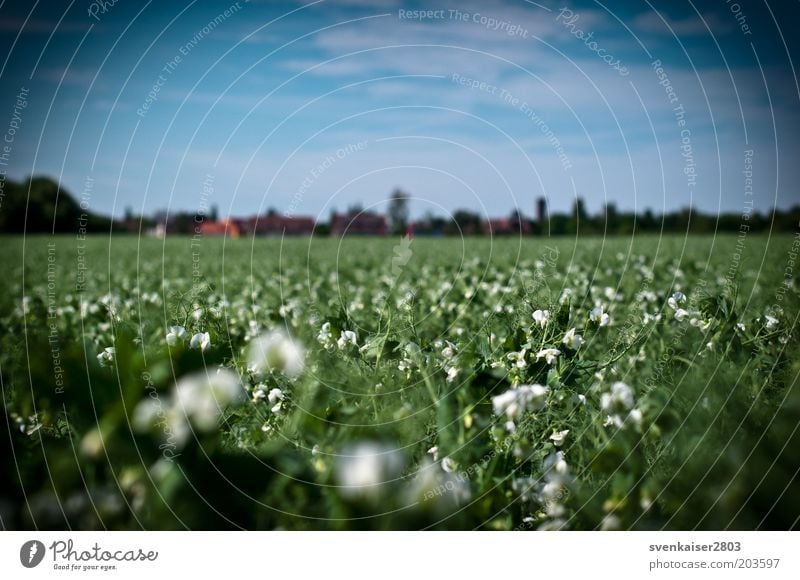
[562,328,583,349]
[627,408,643,429]
[543,450,569,478]
[337,330,358,349]
[335,442,404,500]
[601,514,621,531]
[600,381,635,412]
[506,349,528,369]
[674,308,689,322]
[765,315,779,330]
[96,346,115,366]
[446,366,459,382]
[667,291,686,310]
[405,341,421,356]
[589,306,610,326]
[408,458,471,509]
[532,309,550,328]
[441,341,457,359]
[166,325,187,346]
[441,457,457,473]
[736,322,746,332]
[492,384,549,424]
[174,367,245,432]
[248,330,305,378]
[131,398,161,432]
[536,348,561,365]
[317,322,334,347]
[163,406,191,447]
[572,393,587,407]
[690,317,711,330]
[79,428,106,459]
[132,396,190,447]
[427,446,439,461]
[549,429,569,447]
[267,388,285,414]
[189,331,211,352]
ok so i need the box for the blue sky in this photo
[1,0,798,221]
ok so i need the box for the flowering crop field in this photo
[2,234,799,530]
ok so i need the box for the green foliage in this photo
[0,234,798,530]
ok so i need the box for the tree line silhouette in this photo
[1,176,798,235]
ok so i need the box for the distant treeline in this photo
[1,175,798,235]
[0,176,113,233]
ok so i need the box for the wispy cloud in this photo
[631,10,734,37]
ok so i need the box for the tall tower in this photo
[536,196,548,224]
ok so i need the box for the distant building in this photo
[228,214,316,236]
[150,211,177,237]
[255,214,316,235]
[230,216,258,236]
[536,197,548,224]
[481,218,532,236]
[200,218,241,238]
[330,210,388,236]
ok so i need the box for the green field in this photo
[1,234,799,530]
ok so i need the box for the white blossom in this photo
[562,328,583,349]
[589,306,610,326]
[441,457,457,473]
[536,347,561,365]
[267,387,285,414]
[96,346,115,366]
[492,384,549,424]
[550,429,569,447]
[506,349,528,369]
[337,330,358,348]
[674,308,689,322]
[174,367,245,431]
[446,366,459,382]
[441,341,457,359]
[690,317,711,330]
[248,330,305,378]
[166,325,187,346]
[317,322,334,347]
[600,381,635,412]
[601,514,621,531]
[335,442,404,500]
[667,291,686,310]
[189,331,211,352]
[131,398,161,432]
[627,408,643,429]
[532,309,550,328]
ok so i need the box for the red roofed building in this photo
[252,214,316,235]
[330,210,388,236]
[200,218,241,238]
